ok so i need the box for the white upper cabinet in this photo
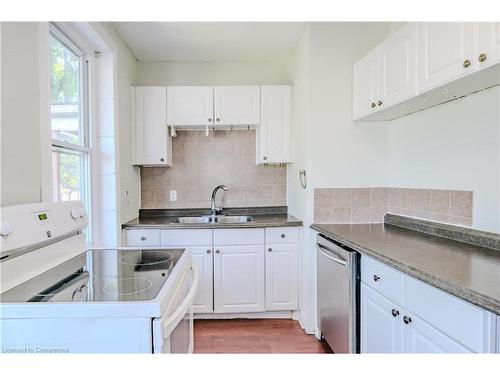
[257,85,292,164]
[214,86,260,125]
[352,49,379,120]
[167,86,214,126]
[378,23,418,108]
[475,22,500,70]
[353,22,500,122]
[418,22,475,92]
[133,86,172,166]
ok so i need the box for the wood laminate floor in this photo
[193,319,333,354]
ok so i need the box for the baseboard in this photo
[194,311,298,320]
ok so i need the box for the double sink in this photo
[172,215,254,224]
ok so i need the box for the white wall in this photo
[1,23,43,206]
[136,61,290,85]
[101,23,140,225]
[389,86,500,232]
[286,22,391,334]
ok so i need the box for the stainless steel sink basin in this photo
[171,215,254,224]
[214,215,254,223]
[172,216,213,224]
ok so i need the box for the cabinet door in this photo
[360,283,402,353]
[257,85,292,164]
[476,22,500,70]
[402,314,471,353]
[134,86,171,165]
[265,244,299,311]
[378,23,418,108]
[214,86,260,125]
[213,245,265,313]
[352,48,379,120]
[418,22,475,92]
[190,247,213,314]
[166,86,214,126]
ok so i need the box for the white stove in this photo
[0,201,198,353]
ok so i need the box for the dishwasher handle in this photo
[317,244,348,266]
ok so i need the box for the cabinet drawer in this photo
[361,256,404,306]
[404,276,495,353]
[125,229,161,246]
[214,229,264,246]
[266,227,300,244]
[161,229,212,247]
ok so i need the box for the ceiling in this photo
[113,22,306,62]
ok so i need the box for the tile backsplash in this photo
[314,187,473,226]
[141,130,286,209]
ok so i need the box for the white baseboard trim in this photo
[194,311,298,320]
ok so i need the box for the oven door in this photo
[152,263,198,353]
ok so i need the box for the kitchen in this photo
[1,0,500,372]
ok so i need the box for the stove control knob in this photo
[70,208,80,220]
[0,221,13,238]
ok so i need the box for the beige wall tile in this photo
[450,190,473,218]
[331,208,352,222]
[351,207,371,223]
[351,188,370,207]
[369,188,388,206]
[430,213,450,223]
[414,189,431,212]
[331,188,352,208]
[401,189,416,210]
[430,189,451,215]
[450,216,473,227]
[140,130,286,209]
[389,188,403,208]
[370,206,387,223]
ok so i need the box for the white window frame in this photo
[49,23,92,237]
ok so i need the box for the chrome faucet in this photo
[210,185,229,216]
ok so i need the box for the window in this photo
[49,26,90,213]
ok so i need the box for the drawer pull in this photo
[215,249,220,254]
[373,274,380,282]
[268,248,273,253]
[206,249,211,254]
[403,316,412,325]
[391,309,399,317]
[140,236,146,241]
[281,233,286,238]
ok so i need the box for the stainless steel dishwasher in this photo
[316,233,359,353]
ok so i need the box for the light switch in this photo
[170,190,177,201]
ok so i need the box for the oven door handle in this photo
[162,263,199,336]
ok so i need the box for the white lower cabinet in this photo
[265,243,299,311]
[213,245,265,313]
[190,247,214,314]
[124,226,301,316]
[361,255,496,353]
[361,283,402,353]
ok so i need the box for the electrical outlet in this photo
[170,190,177,201]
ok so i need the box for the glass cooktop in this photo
[0,248,184,303]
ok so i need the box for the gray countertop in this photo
[311,222,500,315]
[123,213,303,230]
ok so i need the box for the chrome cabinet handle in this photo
[371,102,376,108]
[140,236,146,241]
[373,274,380,282]
[391,309,399,317]
[206,249,211,254]
[268,248,272,253]
[208,118,213,122]
[403,316,412,324]
[377,100,383,106]
[479,53,487,62]
[281,233,286,238]
[215,249,220,254]
[216,118,220,122]
[160,158,165,162]
[463,59,471,68]
[263,156,267,161]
